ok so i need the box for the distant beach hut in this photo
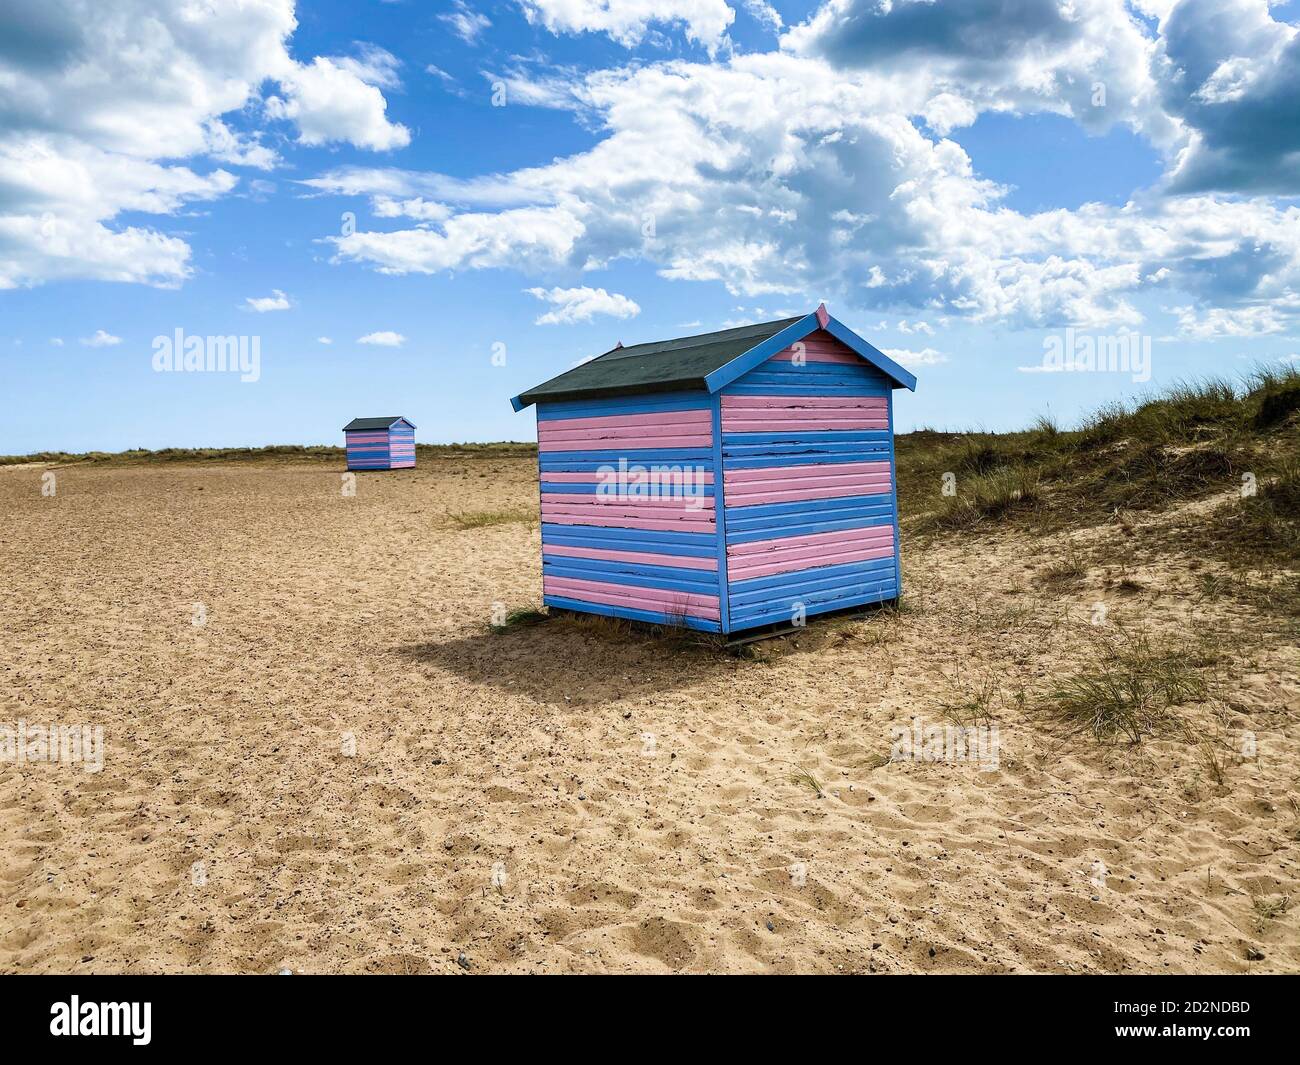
[510,304,916,639]
[342,417,416,470]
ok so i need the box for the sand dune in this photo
[1,458,1296,973]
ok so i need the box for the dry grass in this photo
[448,507,536,529]
[1046,630,1214,744]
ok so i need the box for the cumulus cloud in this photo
[0,1,407,288]
[80,329,121,347]
[526,285,641,324]
[518,0,736,51]
[315,47,1300,332]
[244,289,292,312]
[1156,0,1300,194]
[358,331,406,346]
[265,47,410,151]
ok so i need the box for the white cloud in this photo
[883,346,948,367]
[315,50,1300,332]
[244,289,292,312]
[80,329,121,347]
[266,49,410,152]
[50,338,64,346]
[358,331,406,346]
[0,1,408,288]
[518,0,735,51]
[742,1,784,34]
[1171,303,1290,339]
[439,1,491,44]
[317,336,333,345]
[526,285,641,325]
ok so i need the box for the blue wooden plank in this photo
[728,556,898,599]
[535,392,712,420]
[540,481,716,498]
[722,448,890,468]
[725,511,895,544]
[710,394,731,633]
[542,557,719,592]
[538,447,715,468]
[722,430,893,447]
[729,583,898,628]
[540,523,718,551]
[544,595,721,633]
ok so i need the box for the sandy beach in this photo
[1,456,1296,973]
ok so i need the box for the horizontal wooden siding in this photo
[720,330,899,630]
[537,392,721,631]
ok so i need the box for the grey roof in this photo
[513,317,802,407]
[342,417,414,431]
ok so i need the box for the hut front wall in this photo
[719,330,899,630]
[536,391,722,631]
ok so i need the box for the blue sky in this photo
[2,0,1298,453]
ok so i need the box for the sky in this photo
[2,0,1298,453]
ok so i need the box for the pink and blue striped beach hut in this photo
[510,304,916,638]
[342,417,416,470]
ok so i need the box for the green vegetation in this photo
[898,365,1300,558]
[1046,630,1216,744]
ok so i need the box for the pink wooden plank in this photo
[539,435,712,452]
[728,542,895,580]
[541,469,715,484]
[541,493,713,511]
[727,526,894,557]
[721,395,887,410]
[542,514,715,532]
[725,460,890,484]
[539,423,715,443]
[540,409,711,433]
[721,417,889,431]
[543,576,720,620]
[724,479,893,505]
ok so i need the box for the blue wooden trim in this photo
[704,311,916,394]
[544,595,721,633]
[888,389,903,600]
[701,313,819,394]
[822,316,917,392]
[710,395,732,634]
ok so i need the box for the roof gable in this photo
[511,305,916,411]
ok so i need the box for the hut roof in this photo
[342,417,415,431]
[510,305,916,410]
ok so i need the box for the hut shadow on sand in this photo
[393,614,741,707]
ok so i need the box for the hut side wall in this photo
[719,330,899,630]
[536,390,722,631]
[345,429,394,470]
[386,425,416,468]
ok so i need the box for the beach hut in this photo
[342,417,417,470]
[510,304,916,638]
